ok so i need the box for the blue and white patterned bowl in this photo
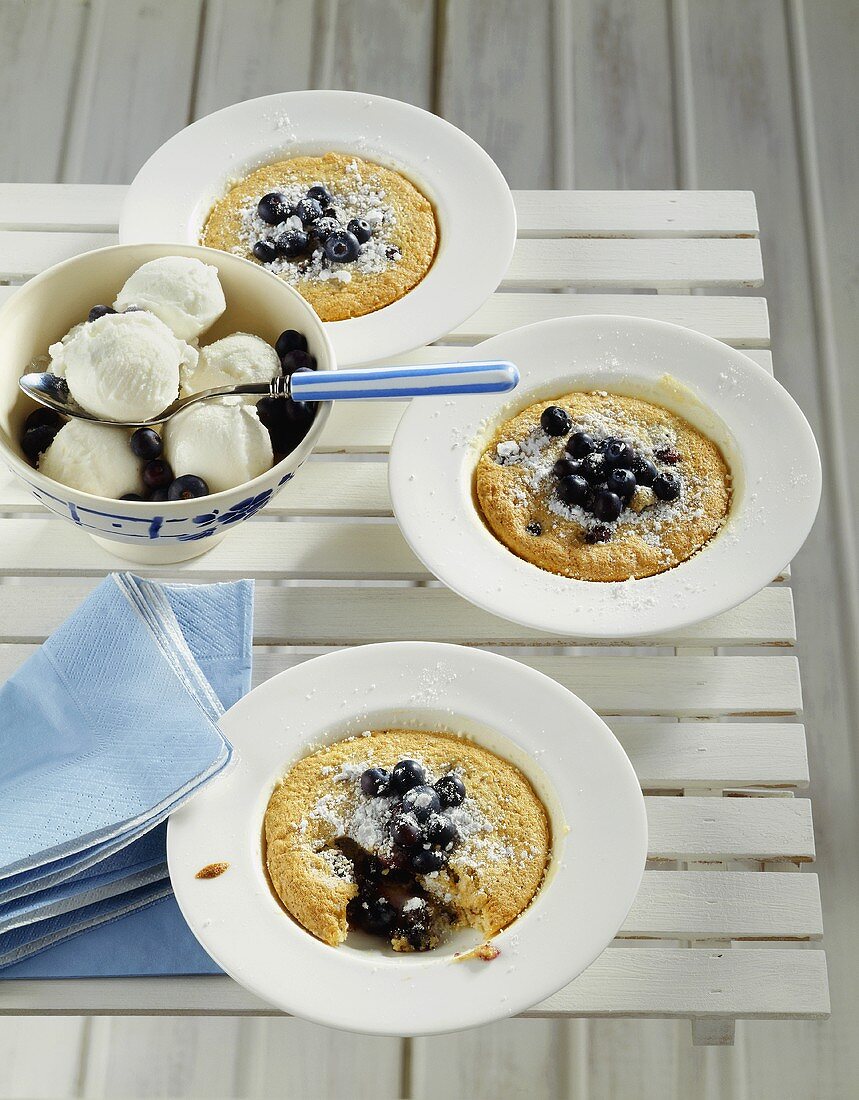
[0,244,334,563]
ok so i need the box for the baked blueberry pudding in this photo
[475,391,731,581]
[263,730,550,952]
[200,153,438,321]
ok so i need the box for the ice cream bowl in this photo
[0,243,334,564]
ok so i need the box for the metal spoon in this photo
[19,360,519,429]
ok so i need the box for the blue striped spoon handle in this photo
[285,360,519,402]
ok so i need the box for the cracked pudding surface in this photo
[200,152,438,321]
[263,729,550,951]
[475,390,732,582]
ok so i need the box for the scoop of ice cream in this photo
[180,332,280,396]
[39,419,142,499]
[114,257,226,342]
[163,397,273,494]
[49,311,195,423]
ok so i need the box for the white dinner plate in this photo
[167,643,647,1035]
[389,316,822,639]
[120,91,516,367]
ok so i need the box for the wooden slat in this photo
[0,950,828,1019]
[512,192,752,237]
[445,293,770,347]
[0,646,801,718]
[621,871,821,939]
[644,797,814,862]
[0,186,759,237]
[505,238,763,288]
[0,578,796,648]
[0,233,762,290]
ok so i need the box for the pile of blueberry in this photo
[255,328,318,456]
[345,758,467,950]
[536,405,681,545]
[121,428,208,502]
[252,186,382,268]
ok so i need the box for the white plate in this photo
[167,643,646,1036]
[389,316,821,639]
[120,91,516,368]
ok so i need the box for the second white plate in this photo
[120,91,517,367]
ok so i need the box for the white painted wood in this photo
[0,949,828,1019]
[445,292,770,347]
[60,0,202,185]
[0,1,87,184]
[0,185,760,237]
[0,579,796,648]
[506,237,763,288]
[623,871,822,939]
[0,231,116,279]
[644,797,814,862]
[0,645,803,719]
[514,190,759,237]
[0,1016,85,1098]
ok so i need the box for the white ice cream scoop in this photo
[180,332,280,396]
[20,360,520,428]
[114,256,226,341]
[162,398,273,494]
[48,311,195,422]
[38,419,143,498]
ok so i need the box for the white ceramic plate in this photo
[167,643,646,1036]
[120,91,516,368]
[389,317,821,639]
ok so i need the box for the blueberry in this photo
[557,474,590,507]
[257,192,291,225]
[321,206,339,220]
[87,304,117,323]
[21,425,57,464]
[411,848,446,874]
[592,490,623,522]
[390,759,427,794]
[257,397,313,455]
[539,405,571,437]
[434,773,466,808]
[275,330,308,359]
[360,767,390,798]
[24,407,64,434]
[401,784,441,822]
[391,814,422,847]
[120,493,144,501]
[603,439,633,468]
[653,472,680,501]
[324,230,361,264]
[347,218,372,244]
[308,216,339,243]
[580,452,607,483]
[566,431,596,458]
[349,894,397,936]
[167,474,209,501]
[275,230,309,258]
[425,813,459,851]
[606,467,636,500]
[655,447,681,466]
[252,238,279,263]
[148,487,169,502]
[585,523,612,544]
[525,521,542,536]
[552,456,582,479]
[294,197,324,225]
[281,349,317,375]
[129,427,162,460]
[142,459,173,490]
[630,454,657,486]
[306,185,332,207]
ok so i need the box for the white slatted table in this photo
[0,187,829,1044]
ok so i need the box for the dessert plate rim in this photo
[119,90,517,368]
[388,315,822,639]
[167,641,647,1035]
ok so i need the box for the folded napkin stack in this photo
[0,573,253,970]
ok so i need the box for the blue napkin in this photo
[0,574,253,974]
